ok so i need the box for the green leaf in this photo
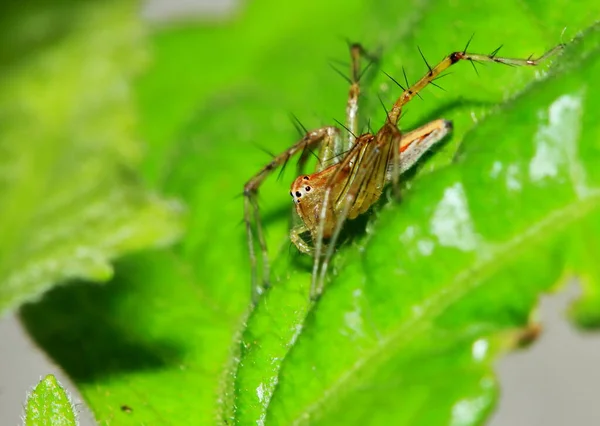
[0,1,184,314]
[20,1,600,425]
[252,31,600,424]
[24,374,77,426]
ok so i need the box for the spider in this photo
[243,38,563,303]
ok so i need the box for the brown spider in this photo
[244,39,563,302]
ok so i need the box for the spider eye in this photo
[295,191,302,197]
[289,191,293,197]
[305,186,311,192]
[303,176,309,180]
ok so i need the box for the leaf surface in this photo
[20,1,600,425]
[24,375,77,426]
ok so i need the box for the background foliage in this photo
[3,0,600,424]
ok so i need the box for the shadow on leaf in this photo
[20,256,184,383]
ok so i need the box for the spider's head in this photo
[289,167,342,239]
[290,175,313,204]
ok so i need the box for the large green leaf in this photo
[0,0,183,314]
[250,33,600,425]
[21,0,600,425]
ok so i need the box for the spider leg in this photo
[320,43,377,170]
[345,43,363,149]
[290,223,313,255]
[244,126,340,303]
[389,121,402,199]
[387,43,564,125]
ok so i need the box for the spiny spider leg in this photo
[244,126,340,302]
[319,43,371,170]
[387,43,564,125]
[345,43,368,149]
[294,44,370,178]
